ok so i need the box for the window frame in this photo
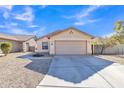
[42,42,48,50]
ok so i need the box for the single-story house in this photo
[37,27,94,55]
[0,33,37,52]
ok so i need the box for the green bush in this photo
[0,42,13,56]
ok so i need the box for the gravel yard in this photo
[96,55,124,64]
[0,52,52,88]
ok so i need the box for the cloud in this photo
[11,28,40,35]
[74,19,99,26]
[3,11,10,19]
[0,24,24,34]
[31,26,46,37]
[0,21,45,35]
[0,5,14,19]
[12,6,38,28]
[8,26,46,35]
[41,5,47,9]
[0,25,6,28]
[76,6,101,19]
[0,22,38,29]
[87,19,99,23]
[10,28,29,35]
[28,24,40,28]
[0,5,13,10]
[74,19,100,26]
[0,6,34,24]
[63,15,75,19]
[32,27,46,35]
[64,5,102,26]
[64,5,101,20]
[14,6,34,22]
[74,21,86,26]
[102,32,115,38]
[0,6,45,36]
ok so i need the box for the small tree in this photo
[92,21,124,55]
[114,21,124,44]
[0,42,12,56]
[93,37,117,54]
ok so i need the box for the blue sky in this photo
[0,5,124,37]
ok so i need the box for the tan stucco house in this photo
[0,33,37,53]
[37,27,94,55]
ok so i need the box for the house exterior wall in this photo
[37,37,49,53]
[37,28,93,55]
[0,38,22,52]
[0,38,37,53]
[49,29,92,55]
[87,41,92,54]
[22,38,37,52]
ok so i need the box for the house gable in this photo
[50,28,93,40]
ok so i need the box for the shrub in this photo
[0,42,13,56]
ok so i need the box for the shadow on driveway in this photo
[18,53,52,75]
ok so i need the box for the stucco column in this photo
[49,41,55,55]
[22,42,26,52]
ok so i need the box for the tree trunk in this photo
[100,46,104,55]
[4,53,7,56]
[91,45,94,55]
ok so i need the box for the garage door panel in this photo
[55,41,87,55]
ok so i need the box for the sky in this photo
[0,5,124,37]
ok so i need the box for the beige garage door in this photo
[55,41,87,55]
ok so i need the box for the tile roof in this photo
[13,35,36,41]
[0,33,36,41]
[37,27,95,40]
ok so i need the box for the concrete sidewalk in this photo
[37,56,124,88]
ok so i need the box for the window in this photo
[42,42,48,50]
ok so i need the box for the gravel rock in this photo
[0,52,52,88]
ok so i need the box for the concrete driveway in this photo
[38,56,124,88]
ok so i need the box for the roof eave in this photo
[37,27,95,40]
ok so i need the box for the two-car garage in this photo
[55,40,87,55]
[37,28,93,55]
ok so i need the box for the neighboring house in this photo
[0,33,37,52]
[37,27,94,55]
